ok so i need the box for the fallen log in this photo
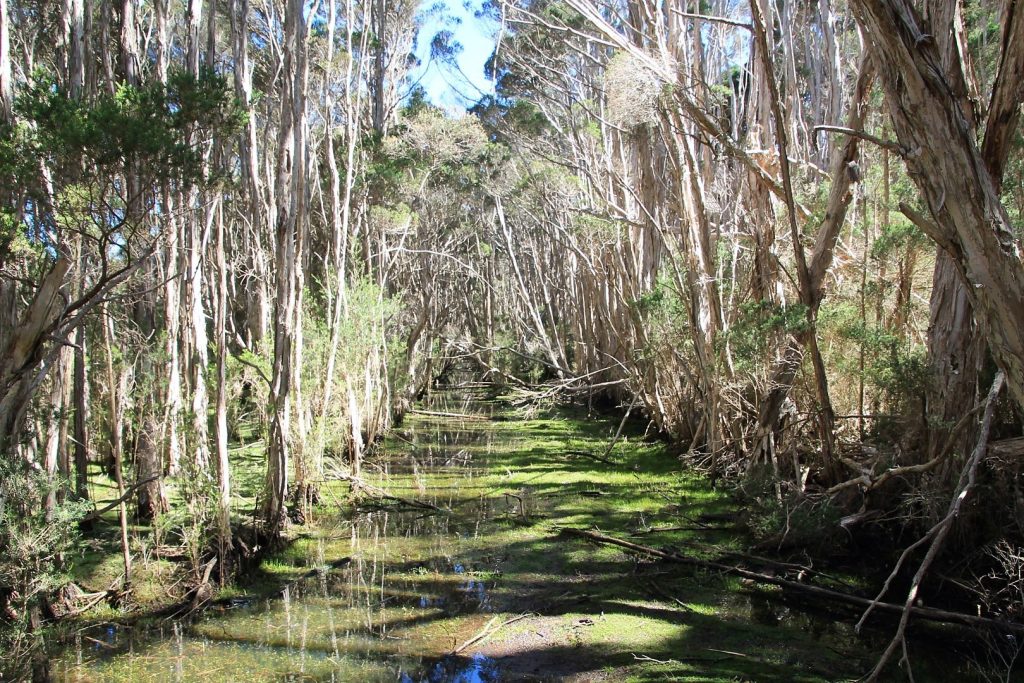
[449,612,534,655]
[566,449,618,466]
[81,476,160,523]
[557,527,1024,633]
[630,525,733,536]
[335,473,450,513]
[408,409,490,421]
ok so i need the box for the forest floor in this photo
[44,390,997,682]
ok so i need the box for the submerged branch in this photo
[407,409,490,421]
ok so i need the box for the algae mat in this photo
[52,391,981,682]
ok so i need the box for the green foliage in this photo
[12,68,244,186]
[0,461,88,662]
[227,346,272,440]
[302,279,402,459]
[383,110,506,192]
[721,300,810,374]
[743,466,842,553]
[820,301,928,413]
[870,215,927,261]
[570,213,620,241]
[361,131,412,195]
[542,1,585,29]
[162,459,220,579]
[0,68,243,280]
[631,276,693,367]
[840,320,928,408]
[963,0,1002,92]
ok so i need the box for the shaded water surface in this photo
[50,391,994,682]
[52,392,518,682]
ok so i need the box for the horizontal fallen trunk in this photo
[334,473,450,513]
[557,527,1024,632]
[81,476,160,523]
[566,449,618,466]
[408,409,490,421]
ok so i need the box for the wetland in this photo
[47,391,989,682]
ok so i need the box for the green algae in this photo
[50,391,988,682]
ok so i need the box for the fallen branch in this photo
[633,653,681,665]
[60,578,120,617]
[644,579,695,612]
[826,403,984,497]
[557,527,1024,632]
[449,613,534,655]
[631,525,730,536]
[600,393,639,461]
[864,371,1005,682]
[566,449,617,466]
[335,473,450,513]
[81,476,160,523]
[408,409,490,421]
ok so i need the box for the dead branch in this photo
[407,409,490,421]
[826,402,985,497]
[566,449,617,466]
[600,392,638,461]
[334,473,450,513]
[814,125,905,154]
[864,370,1005,682]
[81,476,160,522]
[449,612,534,655]
[668,8,751,30]
[557,526,1024,633]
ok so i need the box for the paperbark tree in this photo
[849,0,1024,415]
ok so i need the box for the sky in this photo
[411,1,499,112]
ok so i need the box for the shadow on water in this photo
[48,389,1004,682]
[401,653,500,683]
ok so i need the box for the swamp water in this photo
[50,392,989,682]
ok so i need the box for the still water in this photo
[49,391,993,682]
[55,392,509,682]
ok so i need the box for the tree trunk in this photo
[264,0,307,536]
[213,201,233,574]
[848,0,1024,415]
[136,408,168,522]
[101,307,132,590]
[0,0,11,121]
[750,56,875,466]
[43,347,71,518]
[72,322,90,501]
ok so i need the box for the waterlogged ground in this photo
[51,391,986,682]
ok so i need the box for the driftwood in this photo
[557,527,1024,633]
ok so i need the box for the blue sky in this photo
[411,1,498,112]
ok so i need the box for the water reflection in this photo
[52,389,508,682]
[400,653,500,683]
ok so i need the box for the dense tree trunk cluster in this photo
[2,0,1024,673]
